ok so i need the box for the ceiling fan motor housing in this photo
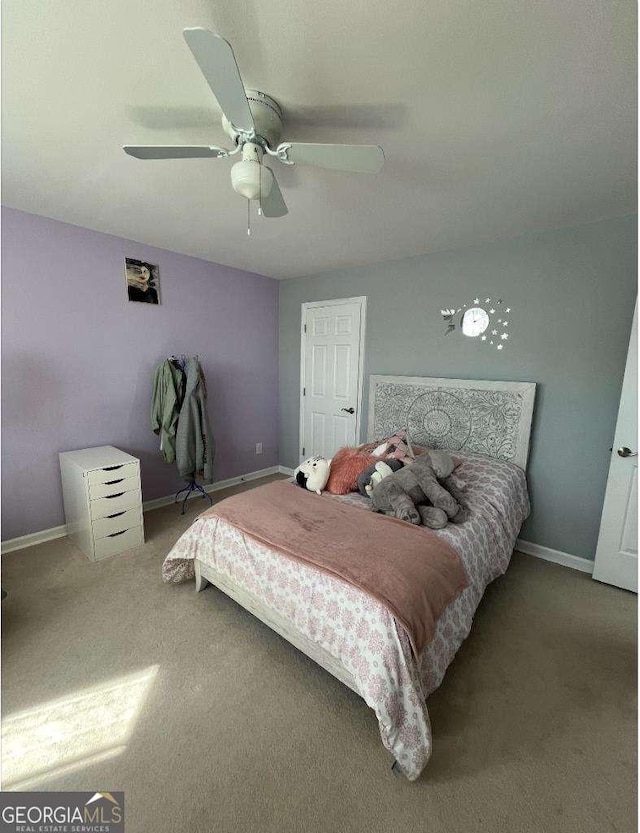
[222,90,283,149]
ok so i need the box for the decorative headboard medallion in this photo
[368,375,536,468]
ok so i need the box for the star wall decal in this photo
[440,295,514,352]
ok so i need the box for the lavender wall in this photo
[1,207,279,540]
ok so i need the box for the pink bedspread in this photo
[162,451,530,780]
[200,480,467,656]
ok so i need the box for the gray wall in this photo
[279,216,637,560]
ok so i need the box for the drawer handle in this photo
[107,529,127,538]
[106,511,126,519]
[104,478,125,485]
[105,492,125,499]
[102,465,124,472]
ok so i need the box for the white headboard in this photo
[367,375,536,469]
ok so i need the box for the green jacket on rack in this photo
[175,357,215,483]
[151,359,184,464]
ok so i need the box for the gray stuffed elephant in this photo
[370,449,468,528]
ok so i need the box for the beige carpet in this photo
[1,474,636,833]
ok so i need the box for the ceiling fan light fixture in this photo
[230,159,273,200]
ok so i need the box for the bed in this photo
[163,375,536,780]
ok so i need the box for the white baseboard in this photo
[278,466,295,476]
[1,524,68,555]
[143,466,281,512]
[1,465,283,555]
[516,538,594,574]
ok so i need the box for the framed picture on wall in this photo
[125,258,160,304]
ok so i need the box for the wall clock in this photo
[441,297,512,351]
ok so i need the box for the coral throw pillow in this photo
[325,447,377,495]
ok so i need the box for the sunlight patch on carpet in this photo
[2,665,159,789]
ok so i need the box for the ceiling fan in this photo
[123,28,385,220]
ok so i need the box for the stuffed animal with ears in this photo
[367,431,416,466]
[357,458,404,497]
[294,456,331,495]
[370,449,468,528]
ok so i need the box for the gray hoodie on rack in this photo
[175,357,215,483]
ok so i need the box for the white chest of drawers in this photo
[60,446,145,561]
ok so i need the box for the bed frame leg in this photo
[194,561,209,592]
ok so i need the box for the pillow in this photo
[325,447,378,495]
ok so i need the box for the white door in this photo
[300,298,366,460]
[593,304,637,592]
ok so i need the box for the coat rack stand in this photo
[175,479,213,515]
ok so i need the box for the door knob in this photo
[617,447,638,458]
[341,407,355,414]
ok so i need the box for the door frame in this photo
[299,296,367,462]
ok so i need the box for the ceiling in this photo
[2,0,636,279]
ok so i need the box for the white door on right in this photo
[593,303,638,592]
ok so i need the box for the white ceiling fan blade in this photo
[123,145,228,159]
[260,170,288,217]
[183,28,254,134]
[279,143,385,173]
